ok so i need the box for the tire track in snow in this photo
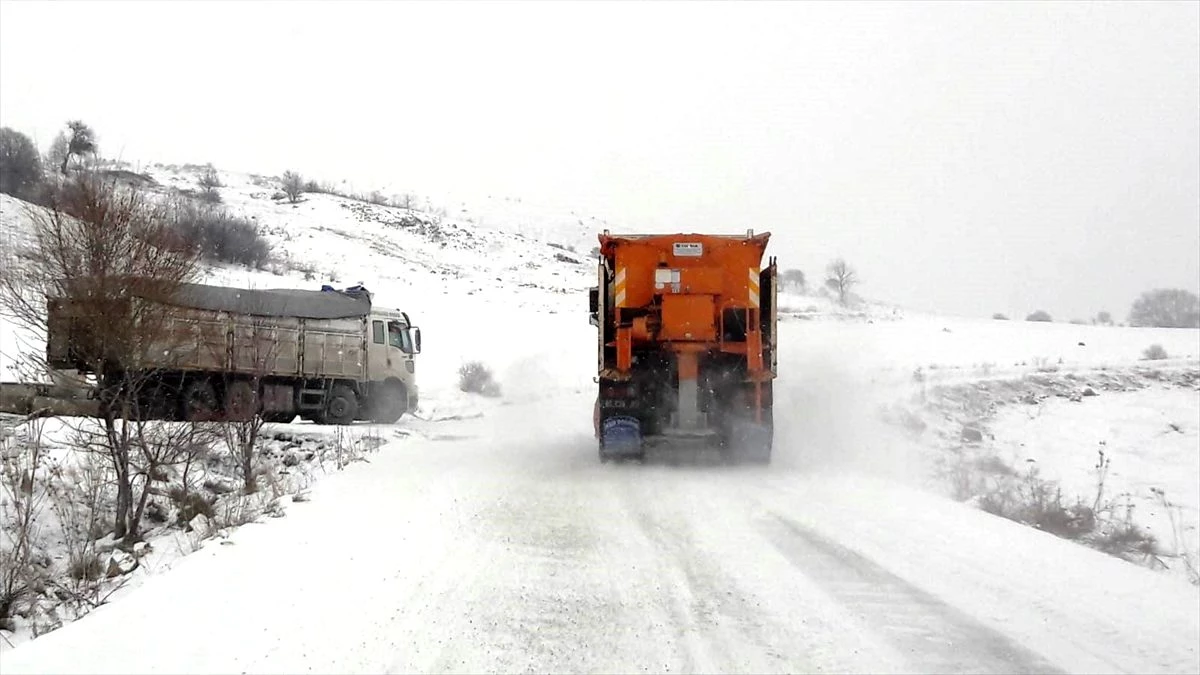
[613,472,906,674]
[761,512,1065,675]
[626,500,782,672]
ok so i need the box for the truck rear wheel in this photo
[319,385,358,425]
[181,380,218,421]
[369,381,407,424]
[223,380,257,421]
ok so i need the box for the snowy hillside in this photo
[1,165,1198,673]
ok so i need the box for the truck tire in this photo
[223,380,257,421]
[369,381,407,424]
[180,379,218,421]
[262,412,296,424]
[319,385,358,425]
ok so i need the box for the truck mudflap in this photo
[724,419,774,464]
[599,415,643,461]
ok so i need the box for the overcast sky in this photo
[2,1,1197,320]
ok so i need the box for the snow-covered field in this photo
[1,166,1197,673]
[991,385,1199,573]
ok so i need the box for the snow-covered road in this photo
[3,383,1196,675]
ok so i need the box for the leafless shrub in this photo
[169,198,270,268]
[992,313,1009,320]
[1025,310,1053,322]
[197,167,222,204]
[1141,344,1168,361]
[1151,487,1199,585]
[211,492,260,531]
[294,262,317,281]
[308,181,432,213]
[45,450,111,606]
[1086,489,1160,569]
[0,417,49,622]
[280,171,304,204]
[128,421,217,535]
[458,361,501,397]
[977,463,1096,540]
[166,484,214,525]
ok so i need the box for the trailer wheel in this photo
[223,380,257,421]
[369,381,407,424]
[320,385,358,425]
[180,380,218,421]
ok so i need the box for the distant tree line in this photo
[994,289,1198,328]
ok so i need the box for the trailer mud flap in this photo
[727,419,773,464]
[600,415,642,457]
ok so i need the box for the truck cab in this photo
[365,309,421,421]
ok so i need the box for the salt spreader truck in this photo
[588,231,778,462]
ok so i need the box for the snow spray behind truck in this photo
[43,281,420,424]
[588,231,778,463]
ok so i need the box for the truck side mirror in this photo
[413,327,422,354]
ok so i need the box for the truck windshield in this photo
[387,321,414,353]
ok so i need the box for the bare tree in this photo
[1096,311,1113,326]
[197,166,222,203]
[280,170,304,204]
[824,258,858,306]
[0,127,44,200]
[1128,289,1200,328]
[47,133,69,176]
[58,121,98,175]
[399,193,419,212]
[0,174,202,542]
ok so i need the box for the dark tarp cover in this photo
[154,282,372,320]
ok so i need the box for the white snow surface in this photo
[2,385,1197,674]
[991,387,1200,571]
[1,167,1199,673]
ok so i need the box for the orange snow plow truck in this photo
[588,230,777,463]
